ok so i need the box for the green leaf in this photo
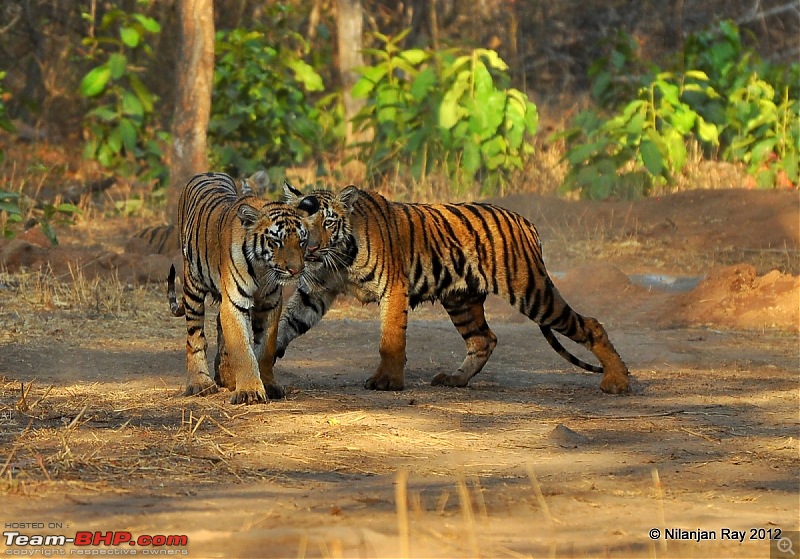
[440,76,470,129]
[107,127,123,153]
[640,139,664,176]
[783,152,799,183]
[696,116,719,145]
[88,107,118,122]
[107,53,127,79]
[56,203,82,214]
[472,61,493,98]
[400,49,428,66]
[117,118,138,152]
[462,141,481,174]
[288,59,324,92]
[469,90,506,139]
[351,76,376,99]
[684,70,709,81]
[566,140,609,165]
[751,137,778,164]
[120,27,140,48]
[80,66,112,97]
[592,71,611,102]
[83,139,98,160]
[666,131,687,172]
[410,67,437,101]
[0,201,21,214]
[657,81,680,107]
[476,49,508,71]
[122,91,144,118]
[524,101,538,134]
[128,75,154,113]
[670,107,696,135]
[133,14,161,33]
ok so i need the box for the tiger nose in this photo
[287,263,304,276]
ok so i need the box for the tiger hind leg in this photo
[542,310,629,394]
[182,287,219,397]
[432,297,497,388]
[213,313,236,391]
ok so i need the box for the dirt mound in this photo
[0,236,176,285]
[669,264,799,332]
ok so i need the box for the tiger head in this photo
[283,183,359,274]
[235,200,320,285]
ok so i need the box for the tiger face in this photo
[282,184,358,274]
[236,203,312,284]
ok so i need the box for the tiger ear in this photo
[236,204,260,227]
[282,180,303,203]
[338,185,359,213]
[297,195,320,216]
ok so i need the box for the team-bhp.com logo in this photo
[4,530,188,554]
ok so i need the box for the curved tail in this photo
[539,325,603,373]
[167,264,185,317]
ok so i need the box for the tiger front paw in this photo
[264,382,286,400]
[364,372,404,391]
[229,388,268,405]
[184,374,219,397]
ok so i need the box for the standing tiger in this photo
[169,172,319,404]
[277,186,630,394]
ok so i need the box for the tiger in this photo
[167,172,319,405]
[276,185,630,395]
[126,171,275,257]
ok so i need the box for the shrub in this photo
[560,21,798,199]
[350,31,538,195]
[79,4,167,185]
[208,27,327,177]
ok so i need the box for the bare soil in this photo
[1,188,798,558]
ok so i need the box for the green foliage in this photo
[0,191,81,245]
[79,3,168,185]
[559,72,720,199]
[209,24,329,176]
[588,31,656,109]
[561,21,798,199]
[725,78,799,186]
[351,31,538,194]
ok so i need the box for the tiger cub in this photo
[168,172,319,404]
[277,186,630,394]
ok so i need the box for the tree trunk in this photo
[168,0,214,220]
[336,0,364,146]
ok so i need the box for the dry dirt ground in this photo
[0,188,798,558]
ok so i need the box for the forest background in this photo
[0,0,798,238]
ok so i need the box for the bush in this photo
[351,30,538,195]
[0,191,80,244]
[560,21,798,199]
[79,3,168,185]
[208,26,328,177]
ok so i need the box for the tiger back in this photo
[172,172,317,405]
[127,170,276,257]
[278,186,630,395]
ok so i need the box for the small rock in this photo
[548,423,590,448]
